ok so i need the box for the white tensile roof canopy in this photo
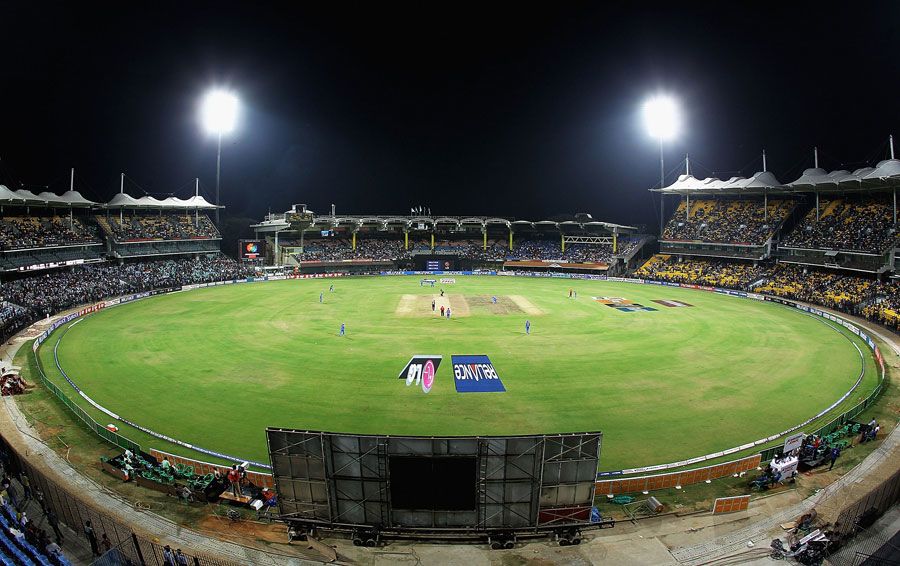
[0,185,96,207]
[0,186,217,210]
[654,158,900,195]
[105,192,219,210]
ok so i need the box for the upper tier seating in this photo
[662,199,793,245]
[782,195,897,253]
[96,214,219,242]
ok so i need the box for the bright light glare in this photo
[200,89,239,135]
[642,95,680,141]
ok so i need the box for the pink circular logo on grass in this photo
[422,360,435,393]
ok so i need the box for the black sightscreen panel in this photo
[390,457,476,511]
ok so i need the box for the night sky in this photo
[2,2,898,229]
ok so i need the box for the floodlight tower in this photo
[642,95,681,236]
[200,89,239,225]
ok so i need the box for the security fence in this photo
[757,376,887,463]
[0,433,241,566]
[834,467,900,538]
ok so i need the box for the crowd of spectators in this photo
[782,195,897,253]
[509,239,616,263]
[635,255,767,289]
[0,256,254,327]
[97,214,219,242]
[754,263,876,313]
[0,216,100,251]
[636,255,898,325]
[662,199,794,245]
[293,238,407,262]
[0,303,30,345]
[291,236,629,264]
[864,284,900,329]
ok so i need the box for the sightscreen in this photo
[389,457,476,511]
[267,429,602,531]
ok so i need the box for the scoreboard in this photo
[240,240,265,260]
[421,256,456,271]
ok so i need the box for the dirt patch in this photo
[447,294,470,316]
[271,320,291,332]
[508,295,543,315]
[395,294,418,315]
[395,294,471,317]
[468,295,525,315]
[198,515,335,560]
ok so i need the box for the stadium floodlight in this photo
[642,94,681,235]
[201,89,239,135]
[199,89,239,225]
[642,95,680,142]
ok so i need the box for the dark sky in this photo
[1,2,898,228]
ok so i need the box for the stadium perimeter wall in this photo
[26,271,887,493]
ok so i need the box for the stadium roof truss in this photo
[254,212,638,235]
[563,235,613,245]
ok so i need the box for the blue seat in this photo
[0,529,34,566]
[0,505,54,566]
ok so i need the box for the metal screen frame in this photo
[267,428,602,533]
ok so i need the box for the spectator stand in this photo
[99,187,222,260]
[655,150,900,273]
[778,187,898,273]
[253,211,648,275]
[0,184,103,273]
[653,169,796,261]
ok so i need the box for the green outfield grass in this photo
[35,275,879,472]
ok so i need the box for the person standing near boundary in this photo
[525,319,531,335]
[46,509,62,544]
[227,466,242,497]
[340,323,345,336]
[163,545,175,566]
[84,520,100,557]
[829,446,840,470]
[20,473,30,501]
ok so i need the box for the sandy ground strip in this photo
[396,294,471,317]
[397,294,542,317]
[508,294,544,315]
